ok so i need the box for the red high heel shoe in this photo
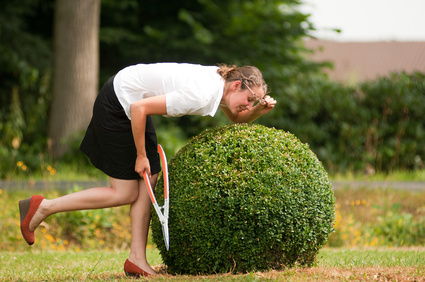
[19,195,45,245]
[124,259,150,277]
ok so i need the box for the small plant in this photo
[152,124,335,274]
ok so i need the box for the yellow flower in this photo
[370,237,379,247]
[47,166,56,175]
[17,161,24,167]
[0,189,2,195]
[94,228,101,237]
[22,165,27,171]
[45,234,55,243]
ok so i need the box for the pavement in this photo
[0,180,424,191]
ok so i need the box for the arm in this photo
[130,95,167,178]
[220,95,277,124]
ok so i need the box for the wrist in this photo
[137,152,147,158]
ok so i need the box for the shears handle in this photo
[157,144,169,201]
[143,144,168,205]
[157,144,169,218]
[143,171,157,204]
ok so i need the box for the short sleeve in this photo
[164,87,221,117]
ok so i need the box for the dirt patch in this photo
[292,266,425,281]
[149,265,425,281]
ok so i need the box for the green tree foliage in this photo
[358,72,425,172]
[0,0,53,175]
[282,72,425,173]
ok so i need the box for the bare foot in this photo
[29,199,49,231]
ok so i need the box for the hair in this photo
[217,64,268,94]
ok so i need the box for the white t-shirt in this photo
[113,63,225,119]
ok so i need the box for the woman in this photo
[19,63,276,277]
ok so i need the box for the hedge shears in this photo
[143,144,170,251]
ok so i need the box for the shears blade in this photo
[162,221,170,250]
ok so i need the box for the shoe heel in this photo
[19,195,45,245]
[19,197,32,224]
[124,271,137,277]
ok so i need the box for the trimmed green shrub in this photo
[152,124,335,274]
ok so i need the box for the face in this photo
[228,82,265,114]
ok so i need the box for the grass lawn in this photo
[1,248,424,281]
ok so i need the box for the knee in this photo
[109,184,139,206]
[125,191,139,205]
[110,190,138,206]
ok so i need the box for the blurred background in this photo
[1,0,425,179]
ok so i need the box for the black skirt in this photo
[80,76,161,180]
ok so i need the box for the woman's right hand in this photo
[135,155,151,178]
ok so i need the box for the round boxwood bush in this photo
[151,124,335,274]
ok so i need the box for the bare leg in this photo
[128,174,158,275]
[29,177,139,231]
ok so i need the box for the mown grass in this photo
[318,248,425,267]
[331,169,425,182]
[1,248,424,281]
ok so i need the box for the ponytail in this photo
[216,64,238,80]
[217,63,268,94]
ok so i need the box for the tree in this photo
[48,0,100,158]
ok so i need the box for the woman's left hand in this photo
[257,95,277,115]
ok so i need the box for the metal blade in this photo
[161,221,170,250]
